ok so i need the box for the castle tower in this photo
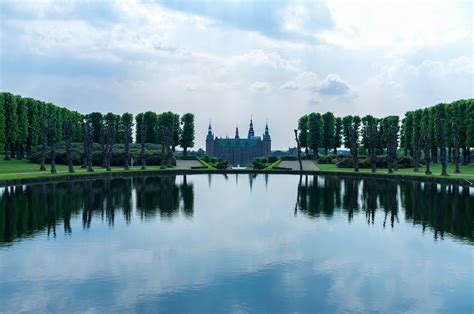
[247,117,255,138]
[235,124,240,139]
[262,120,271,156]
[206,120,214,156]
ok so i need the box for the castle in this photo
[206,119,271,165]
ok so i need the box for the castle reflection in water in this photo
[0,174,472,245]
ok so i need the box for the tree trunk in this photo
[124,137,130,170]
[462,147,468,164]
[19,144,24,160]
[431,147,438,163]
[4,143,10,160]
[15,143,21,160]
[183,146,188,157]
[448,147,452,163]
[10,143,15,159]
[333,147,337,155]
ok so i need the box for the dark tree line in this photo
[297,99,473,175]
[1,92,196,172]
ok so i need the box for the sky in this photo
[0,0,472,150]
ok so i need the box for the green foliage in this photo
[322,112,335,153]
[307,112,323,155]
[180,113,195,154]
[298,115,308,150]
[0,94,5,145]
[28,143,175,166]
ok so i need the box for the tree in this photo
[349,125,359,172]
[180,113,195,156]
[342,115,353,152]
[136,114,147,169]
[307,113,323,158]
[298,115,309,156]
[26,98,41,152]
[64,119,75,173]
[121,113,134,170]
[83,119,94,172]
[451,105,461,173]
[362,115,378,172]
[435,104,448,176]
[467,101,474,163]
[144,111,158,143]
[294,129,303,171]
[16,98,29,159]
[49,119,57,174]
[104,113,116,171]
[333,117,342,154]
[386,116,399,173]
[172,113,181,152]
[401,112,413,156]
[322,112,335,155]
[421,109,432,175]
[4,93,18,160]
[86,112,103,143]
[39,119,48,171]
[0,94,5,157]
[412,110,422,172]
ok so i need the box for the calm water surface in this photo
[0,174,473,313]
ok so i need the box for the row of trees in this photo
[297,99,473,175]
[0,92,196,172]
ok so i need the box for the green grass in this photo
[197,158,216,170]
[317,162,474,180]
[0,159,176,180]
[264,158,282,170]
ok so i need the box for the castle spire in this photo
[263,119,271,141]
[235,124,240,139]
[206,119,214,141]
[248,116,255,138]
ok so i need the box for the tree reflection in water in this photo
[0,175,472,245]
[0,175,195,245]
[295,175,473,243]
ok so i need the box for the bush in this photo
[268,156,278,163]
[336,155,413,169]
[318,154,338,164]
[28,143,176,166]
[280,156,297,161]
[252,160,266,169]
[177,155,198,160]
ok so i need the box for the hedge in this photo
[28,143,176,166]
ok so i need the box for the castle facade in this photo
[206,119,271,165]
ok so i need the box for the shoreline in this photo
[0,168,472,187]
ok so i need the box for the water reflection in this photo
[295,175,473,243]
[0,175,195,245]
[0,175,472,246]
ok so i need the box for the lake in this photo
[0,174,472,313]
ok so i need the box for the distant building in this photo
[206,119,271,165]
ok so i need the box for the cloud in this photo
[249,81,272,93]
[154,0,334,43]
[313,74,351,96]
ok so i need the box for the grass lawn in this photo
[0,159,176,180]
[317,162,474,180]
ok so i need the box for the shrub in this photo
[336,155,413,169]
[268,156,278,163]
[280,156,297,161]
[28,143,176,166]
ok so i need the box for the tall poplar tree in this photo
[322,112,335,155]
[4,93,18,160]
[180,113,195,156]
[307,113,323,158]
[121,113,134,170]
[333,117,342,154]
[298,115,309,156]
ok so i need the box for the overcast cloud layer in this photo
[0,0,472,149]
